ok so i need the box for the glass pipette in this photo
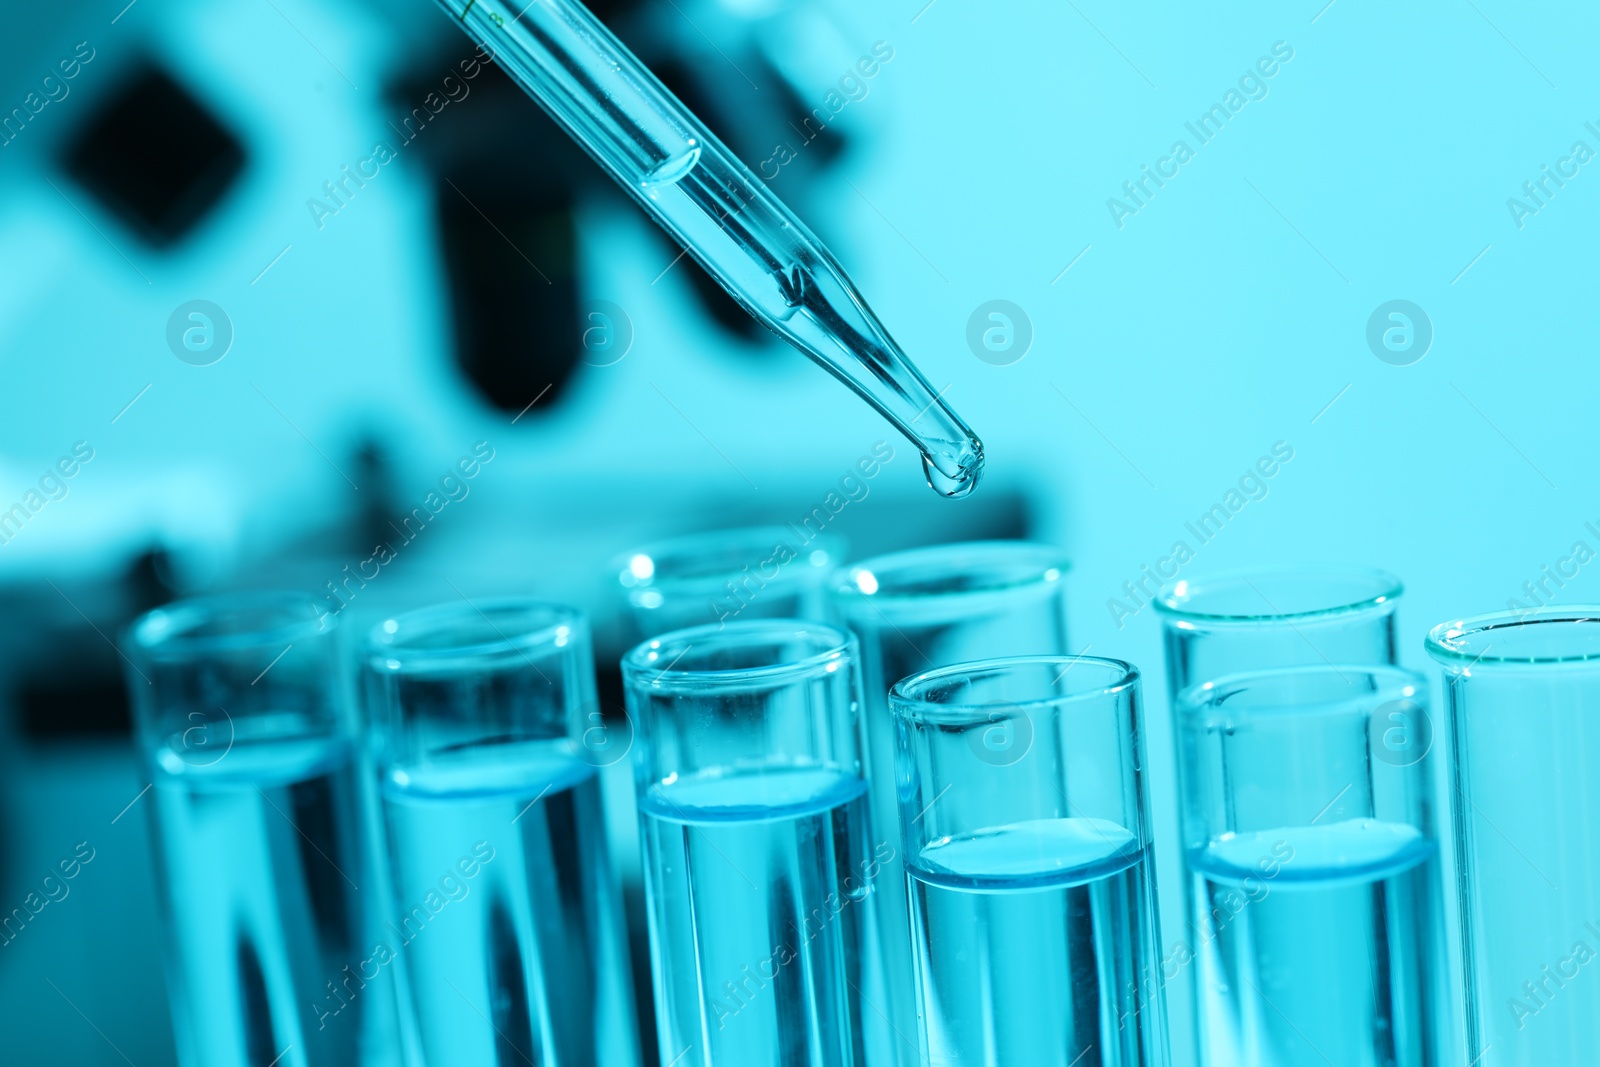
[436,0,984,498]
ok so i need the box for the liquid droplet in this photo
[922,452,982,499]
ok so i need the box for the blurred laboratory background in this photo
[0,0,1595,1061]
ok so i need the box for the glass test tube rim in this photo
[622,618,856,694]
[1154,563,1403,626]
[129,589,334,660]
[1175,662,1428,724]
[614,526,847,600]
[1425,604,1600,671]
[889,654,1136,725]
[364,596,587,676]
[832,540,1070,618]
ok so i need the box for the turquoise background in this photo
[3,0,1599,1062]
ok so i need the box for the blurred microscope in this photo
[0,0,1035,1060]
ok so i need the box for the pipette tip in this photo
[920,439,984,500]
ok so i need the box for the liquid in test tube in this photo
[891,656,1169,1067]
[1155,566,1415,1065]
[624,621,880,1067]
[831,541,1072,1067]
[1178,666,1444,1065]
[1429,608,1600,1067]
[364,599,639,1067]
[128,594,390,1067]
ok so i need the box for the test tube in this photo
[889,655,1169,1066]
[1176,665,1444,1066]
[613,527,846,641]
[623,620,876,1067]
[1155,566,1403,698]
[127,592,389,1067]
[1155,567,1409,1062]
[829,540,1070,1066]
[1427,608,1600,1066]
[363,598,639,1066]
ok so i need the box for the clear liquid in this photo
[906,817,1164,1067]
[150,733,379,1067]
[1449,673,1600,1067]
[1191,820,1440,1066]
[380,739,638,1066]
[639,764,878,1067]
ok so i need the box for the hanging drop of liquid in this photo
[922,451,982,500]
